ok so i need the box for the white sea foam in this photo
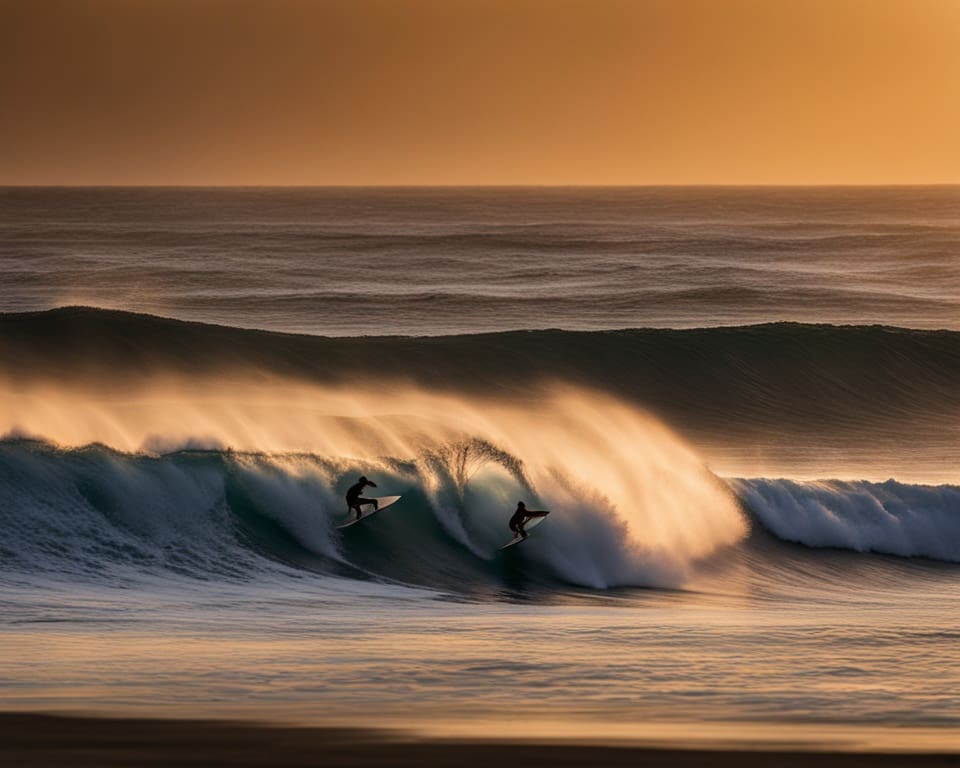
[734,477,960,562]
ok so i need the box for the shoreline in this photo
[2,713,957,768]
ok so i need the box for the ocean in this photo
[1,187,959,753]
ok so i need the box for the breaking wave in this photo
[4,439,959,604]
[0,382,747,593]
[736,477,960,563]
[1,308,959,599]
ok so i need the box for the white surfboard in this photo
[336,495,402,529]
[498,514,548,550]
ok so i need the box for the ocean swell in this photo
[3,308,960,433]
[3,308,960,485]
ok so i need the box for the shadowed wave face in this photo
[1,307,959,598]
[0,438,734,594]
[2,439,959,601]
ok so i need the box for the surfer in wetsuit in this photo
[346,476,378,520]
[509,501,549,539]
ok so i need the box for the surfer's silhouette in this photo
[509,501,549,539]
[346,476,378,520]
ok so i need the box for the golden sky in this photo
[1,0,958,185]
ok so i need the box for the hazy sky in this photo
[1,0,958,185]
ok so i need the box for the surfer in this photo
[346,476,378,520]
[509,501,549,539]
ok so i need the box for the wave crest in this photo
[0,385,747,592]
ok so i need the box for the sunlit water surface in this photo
[2,566,959,752]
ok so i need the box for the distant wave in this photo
[736,478,960,562]
[2,307,960,441]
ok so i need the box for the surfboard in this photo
[336,495,402,529]
[498,514,548,550]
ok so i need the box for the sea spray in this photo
[0,381,748,589]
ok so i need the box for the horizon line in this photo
[2,183,960,190]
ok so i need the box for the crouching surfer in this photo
[509,501,549,539]
[346,476,378,521]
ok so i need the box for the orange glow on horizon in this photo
[1,0,958,185]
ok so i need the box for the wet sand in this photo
[2,714,957,767]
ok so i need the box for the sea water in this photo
[1,187,959,751]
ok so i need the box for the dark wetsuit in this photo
[346,479,377,517]
[509,503,548,538]
[509,508,528,534]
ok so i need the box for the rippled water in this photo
[2,186,959,334]
[2,568,959,751]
